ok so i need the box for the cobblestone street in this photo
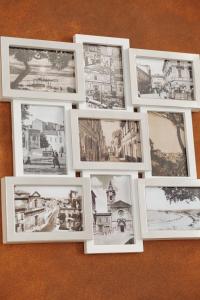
[24,156,67,174]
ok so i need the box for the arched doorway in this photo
[120,224,125,232]
[117,219,126,232]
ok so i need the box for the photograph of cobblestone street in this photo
[79,118,142,162]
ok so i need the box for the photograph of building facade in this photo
[21,104,67,174]
[79,118,141,162]
[148,111,188,176]
[91,175,134,245]
[136,57,194,101]
[146,186,200,231]
[83,44,125,109]
[9,47,76,93]
[14,185,83,232]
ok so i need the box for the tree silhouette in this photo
[162,187,200,204]
[48,51,74,71]
[10,47,73,89]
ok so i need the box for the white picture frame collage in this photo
[0,34,200,253]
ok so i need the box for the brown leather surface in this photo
[0,1,200,299]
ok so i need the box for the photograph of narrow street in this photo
[79,118,142,162]
[136,57,194,101]
[14,185,83,232]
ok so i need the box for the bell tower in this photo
[106,181,116,212]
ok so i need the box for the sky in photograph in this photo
[15,185,82,199]
[100,120,121,146]
[148,112,185,153]
[91,175,132,212]
[136,57,165,75]
[22,104,64,125]
[146,187,200,210]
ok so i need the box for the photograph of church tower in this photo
[90,175,134,245]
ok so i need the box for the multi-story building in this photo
[58,190,82,231]
[15,190,48,232]
[120,121,142,162]
[151,74,164,92]
[84,44,124,108]
[79,119,106,161]
[95,212,112,235]
[136,64,152,94]
[85,69,111,98]
[84,44,101,66]
[43,129,65,154]
[32,119,45,131]
[22,119,65,161]
[110,129,122,158]
[162,60,194,100]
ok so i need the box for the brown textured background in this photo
[0,1,200,299]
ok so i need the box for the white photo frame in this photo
[0,36,85,102]
[83,170,143,254]
[139,106,196,179]
[12,99,74,177]
[129,48,200,110]
[70,109,151,171]
[73,34,132,111]
[138,178,200,239]
[1,176,93,243]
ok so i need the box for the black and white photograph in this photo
[21,104,67,175]
[79,118,141,162]
[146,186,200,231]
[136,57,194,101]
[83,44,125,109]
[14,185,83,233]
[91,175,134,245]
[9,46,76,93]
[148,111,188,176]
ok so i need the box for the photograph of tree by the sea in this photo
[146,186,200,231]
[9,46,76,93]
[148,111,188,177]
